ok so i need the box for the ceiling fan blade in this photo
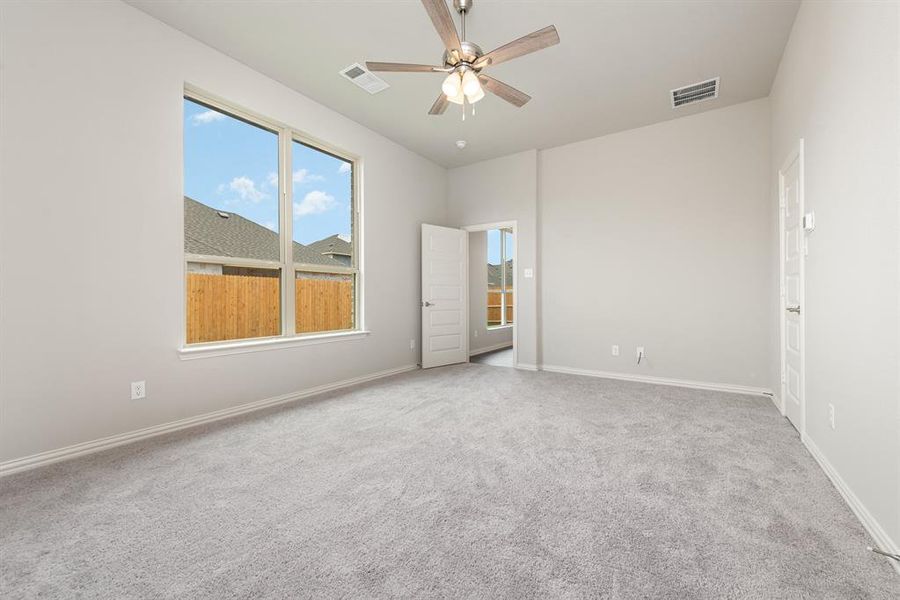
[428,93,450,115]
[421,0,462,54]
[366,62,446,73]
[479,75,531,107]
[475,25,560,68]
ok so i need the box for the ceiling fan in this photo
[366,0,560,116]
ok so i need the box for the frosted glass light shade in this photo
[442,72,462,98]
[465,85,485,104]
[461,69,481,97]
[447,88,465,105]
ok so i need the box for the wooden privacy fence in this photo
[186,273,352,343]
[295,275,353,334]
[487,290,514,325]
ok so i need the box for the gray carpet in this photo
[470,347,514,367]
[1,364,897,599]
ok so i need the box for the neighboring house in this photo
[487,260,514,290]
[306,234,352,266]
[184,197,348,274]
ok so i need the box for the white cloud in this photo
[294,190,336,217]
[266,172,278,188]
[338,162,351,174]
[228,176,266,204]
[292,168,325,185]
[191,110,225,125]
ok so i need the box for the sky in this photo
[183,98,352,246]
[487,228,515,266]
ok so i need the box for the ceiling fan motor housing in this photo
[453,0,474,14]
[443,41,484,70]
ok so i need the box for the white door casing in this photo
[779,141,805,434]
[421,224,468,368]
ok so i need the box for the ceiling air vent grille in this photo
[671,77,719,108]
[340,63,389,95]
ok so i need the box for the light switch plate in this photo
[523,268,534,279]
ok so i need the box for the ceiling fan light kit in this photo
[366,0,560,117]
[442,72,462,98]
[465,83,485,104]
[446,86,465,106]
[461,69,480,97]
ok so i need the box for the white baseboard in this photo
[469,342,513,357]
[539,364,772,397]
[515,362,539,371]
[802,435,900,576]
[0,364,419,477]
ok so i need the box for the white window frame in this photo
[179,87,365,359]
[487,228,513,330]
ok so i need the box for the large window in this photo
[486,228,514,327]
[183,92,357,345]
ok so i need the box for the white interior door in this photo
[421,224,468,368]
[780,148,804,433]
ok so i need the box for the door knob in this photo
[422,301,434,307]
[786,305,800,314]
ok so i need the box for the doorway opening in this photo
[465,223,516,368]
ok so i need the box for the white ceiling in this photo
[127,0,800,168]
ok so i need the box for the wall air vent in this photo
[340,63,389,95]
[671,77,719,108]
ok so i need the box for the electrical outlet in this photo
[611,345,620,356]
[473,330,478,338]
[409,339,416,350]
[131,381,146,400]
[828,404,835,429]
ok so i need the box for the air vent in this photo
[340,63,389,95]
[671,77,719,108]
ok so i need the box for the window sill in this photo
[487,325,514,331]
[178,330,371,360]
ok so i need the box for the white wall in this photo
[448,151,538,368]
[0,1,446,463]
[539,99,772,389]
[468,231,513,354]
[769,0,900,551]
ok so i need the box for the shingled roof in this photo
[184,197,345,267]
[488,260,514,288]
[306,234,352,257]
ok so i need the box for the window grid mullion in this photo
[281,129,296,337]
